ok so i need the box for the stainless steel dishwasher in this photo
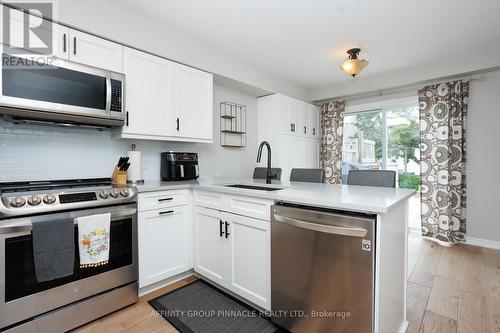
[271,203,376,333]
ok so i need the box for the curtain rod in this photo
[314,67,499,104]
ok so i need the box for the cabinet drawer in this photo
[138,190,189,212]
[226,194,272,221]
[193,190,225,210]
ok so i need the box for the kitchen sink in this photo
[224,184,284,191]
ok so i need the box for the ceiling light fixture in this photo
[339,48,368,78]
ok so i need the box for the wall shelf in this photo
[220,101,246,148]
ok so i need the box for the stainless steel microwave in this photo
[0,54,125,126]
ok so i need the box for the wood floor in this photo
[72,235,500,333]
[407,234,500,333]
[71,275,199,333]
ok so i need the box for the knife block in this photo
[112,167,128,186]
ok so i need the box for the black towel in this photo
[32,218,75,282]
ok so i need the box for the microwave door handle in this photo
[105,76,112,114]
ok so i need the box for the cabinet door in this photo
[1,7,69,59]
[193,207,226,286]
[224,212,270,310]
[122,47,173,137]
[172,63,213,141]
[287,99,301,135]
[138,206,190,288]
[309,105,320,139]
[299,102,310,136]
[69,29,123,72]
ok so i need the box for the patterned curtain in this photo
[319,100,345,184]
[419,80,469,243]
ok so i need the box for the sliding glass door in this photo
[341,98,420,190]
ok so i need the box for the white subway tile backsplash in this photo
[0,118,197,182]
[0,85,258,182]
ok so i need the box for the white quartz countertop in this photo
[135,177,415,214]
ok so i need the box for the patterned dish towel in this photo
[76,213,111,268]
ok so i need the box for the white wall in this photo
[48,0,310,101]
[0,85,258,181]
[312,50,500,101]
[466,69,500,243]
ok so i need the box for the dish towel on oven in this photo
[76,213,111,268]
[32,218,75,282]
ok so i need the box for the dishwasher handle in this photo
[273,214,368,238]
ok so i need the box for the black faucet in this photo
[256,141,274,184]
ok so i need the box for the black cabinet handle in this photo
[290,123,295,132]
[158,197,173,202]
[126,111,129,126]
[225,221,230,238]
[176,118,180,131]
[63,33,67,52]
[73,37,76,55]
[158,210,174,215]
[219,219,224,237]
[312,128,316,135]
[304,126,307,134]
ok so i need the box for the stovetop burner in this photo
[0,178,113,194]
[0,178,136,218]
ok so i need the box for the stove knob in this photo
[27,195,42,206]
[43,194,57,205]
[10,196,26,208]
[110,189,119,198]
[119,189,129,197]
[99,190,110,199]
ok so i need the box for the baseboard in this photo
[138,269,194,297]
[466,236,500,250]
[399,320,409,333]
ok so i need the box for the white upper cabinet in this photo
[121,47,173,137]
[309,105,320,139]
[68,29,123,73]
[258,93,321,180]
[172,63,213,141]
[0,7,69,59]
[116,48,213,143]
[53,24,70,60]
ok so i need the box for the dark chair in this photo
[347,170,396,188]
[253,167,282,180]
[290,168,325,183]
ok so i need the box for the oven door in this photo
[0,203,137,329]
[0,54,125,125]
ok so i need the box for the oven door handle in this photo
[0,208,137,234]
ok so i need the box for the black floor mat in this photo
[148,279,285,333]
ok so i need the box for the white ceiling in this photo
[111,0,500,89]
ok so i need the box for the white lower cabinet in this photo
[193,206,271,310]
[225,213,270,309]
[193,206,226,286]
[138,205,192,288]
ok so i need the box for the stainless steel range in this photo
[0,178,138,333]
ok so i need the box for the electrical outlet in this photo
[142,158,149,169]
